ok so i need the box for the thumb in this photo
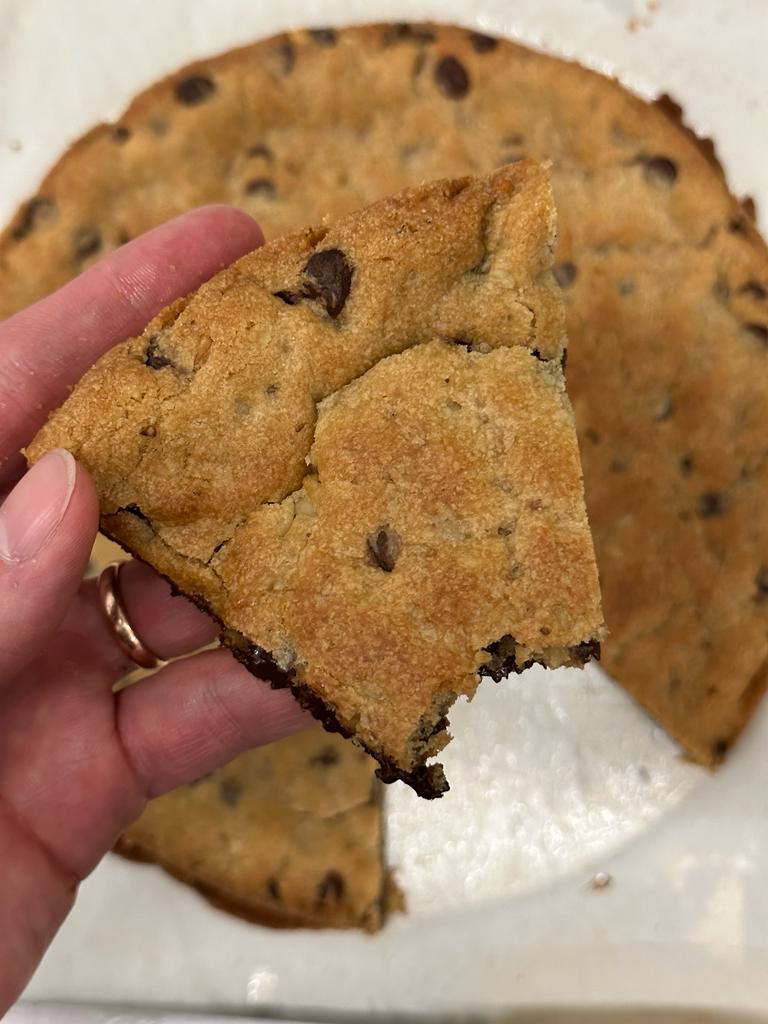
[0,449,98,682]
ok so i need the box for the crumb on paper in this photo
[626,16,639,32]
[588,871,613,891]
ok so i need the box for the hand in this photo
[0,208,309,1010]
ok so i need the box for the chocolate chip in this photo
[244,177,276,198]
[497,524,514,536]
[276,39,295,75]
[584,428,600,445]
[12,196,56,241]
[367,525,401,572]
[642,155,678,187]
[308,28,337,45]
[572,639,601,664]
[73,226,102,261]
[712,276,730,304]
[311,747,341,767]
[739,280,768,300]
[247,143,273,160]
[679,454,694,475]
[617,278,635,295]
[219,777,244,807]
[316,870,345,903]
[553,261,578,288]
[145,336,172,370]
[755,567,768,601]
[273,289,299,305]
[266,383,279,395]
[266,877,281,901]
[654,394,675,421]
[479,635,530,682]
[112,124,131,143]
[698,491,725,518]
[610,458,628,473]
[711,738,729,760]
[116,230,132,247]
[469,31,499,52]
[140,424,157,437]
[302,248,353,318]
[540,625,551,636]
[745,322,768,345]
[383,23,436,45]
[122,503,150,523]
[434,56,470,99]
[174,73,216,106]
[729,216,748,234]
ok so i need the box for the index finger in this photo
[0,206,263,489]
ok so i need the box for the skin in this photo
[0,207,310,1011]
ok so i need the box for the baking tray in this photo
[3,0,768,1014]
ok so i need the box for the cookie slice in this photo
[28,162,605,796]
[117,729,391,930]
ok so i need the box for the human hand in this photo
[0,208,309,1010]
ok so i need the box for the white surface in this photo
[2,0,768,1014]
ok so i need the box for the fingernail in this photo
[0,449,77,563]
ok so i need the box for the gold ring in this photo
[98,561,166,670]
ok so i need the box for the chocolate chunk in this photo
[219,777,244,807]
[367,525,401,572]
[739,280,768,300]
[247,143,273,160]
[311,746,341,767]
[139,424,157,437]
[174,73,216,106]
[308,28,337,45]
[276,39,295,75]
[553,261,578,288]
[572,639,601,664]
[145,335,172,369]
[273,289,299,305]
[122,503,150,523]
[469,31,499,52]
[266,877,281,901]
[711,738,729,761]
[745,322,768,345]
[642,155,678,187]
[11,196,57,241]
[434,56,470,99]
[316,870,345,903]
[112,124,131,143]
[382,23,436,45]
[302,248,353,318]
[244,177,276,198]
[755,567,768,602]
[479,635,531,682]
[729,216,748,234]
[698,491,725,518]
[266,383,280,395]
[679,454,694,476]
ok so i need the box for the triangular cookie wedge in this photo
[117,729,391,931]
[29,162,604,797]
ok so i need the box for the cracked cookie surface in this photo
[8,22,767,767]
[117,728,390,931]
[28,163,605,796]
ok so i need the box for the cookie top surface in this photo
[28,163,605,797]
[118,728,388,931]
[7,22,768,767]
